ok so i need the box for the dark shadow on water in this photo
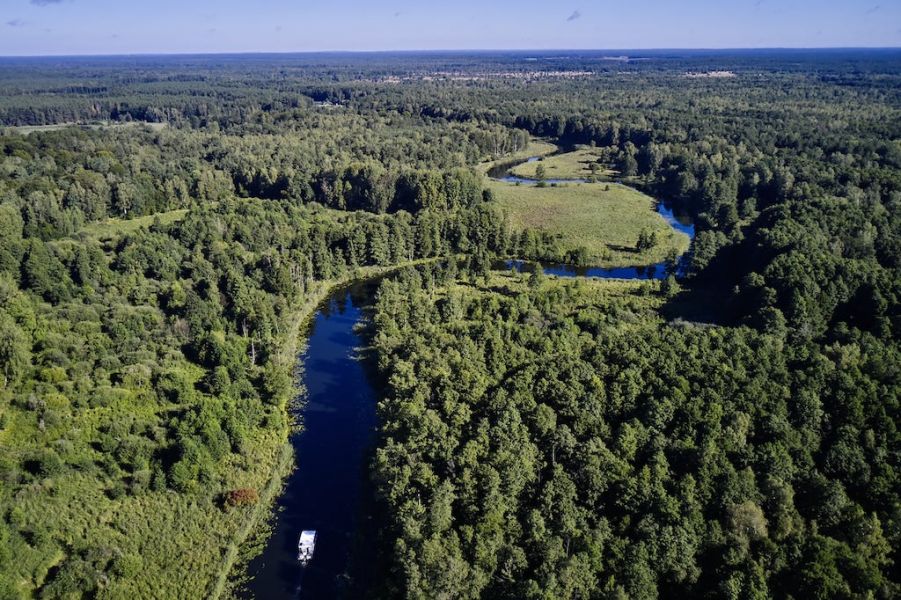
[323,329,360,348]
[499,258,667,281]
[659,284,735,325]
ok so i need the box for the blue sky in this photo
[1,0,899,56]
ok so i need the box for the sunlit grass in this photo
[77,209,189,240]
[477,140,558,173]
[510,146,615,180]
[9,122,168,135]
[488,179,689,267]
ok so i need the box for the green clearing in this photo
[8,121,168,135]
[470,270,662,321]
[476,140,558,174]
[77,209,189,239]
[509,145,616,180]
[488,179,689,267]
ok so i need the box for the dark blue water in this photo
[244,285,377,599]
[656,202,695,238]
[500,176,589,185]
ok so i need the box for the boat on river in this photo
[297,530,317,564]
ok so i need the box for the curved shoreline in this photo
[487,150,696,277]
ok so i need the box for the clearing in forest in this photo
[10,121,168,135]
[487,179,689,267]
[509,146,615,180]
[77,208,189,240]
[477,140,558,173]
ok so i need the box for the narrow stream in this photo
[243,152,696,598]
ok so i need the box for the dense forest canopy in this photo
[370,265,898,599]
[0,49,898,598]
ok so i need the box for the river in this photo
[242,154,695,598]
[243,281,379,599]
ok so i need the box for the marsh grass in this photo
[9,122,168,135]
[477,140,558,174]
[509,146,615,180]
[76,209,190,240]
[488,179,690,267]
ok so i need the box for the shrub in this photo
[22,449,63,479]
[222,488,259,510]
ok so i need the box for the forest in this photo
[0,49,898,598]
[370,265,896,599]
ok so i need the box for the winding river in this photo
[243,155,695,598]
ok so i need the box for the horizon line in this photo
[2,46,901,60]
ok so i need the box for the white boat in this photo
[297,530,317,564]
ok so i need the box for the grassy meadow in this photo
[509,145,615,180]
[477,140,558,173]
[77,209,189,240]
[465,270,663,318]
[8,122,168,135]
[488,179,690,267]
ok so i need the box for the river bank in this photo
[214,261,438,599]
[235,147,697,598]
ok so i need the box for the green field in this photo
[8,121,168,135]
[477,140,558,174]
[509,146,615,180]
[77,209,189,239]
[488,179,689,267]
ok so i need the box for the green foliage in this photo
[369,271,899,599]
[489,180,689,267]
[0,51,898,598]
[636,228,658,252]
[0,310,29,388]
[0,183,509,594]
